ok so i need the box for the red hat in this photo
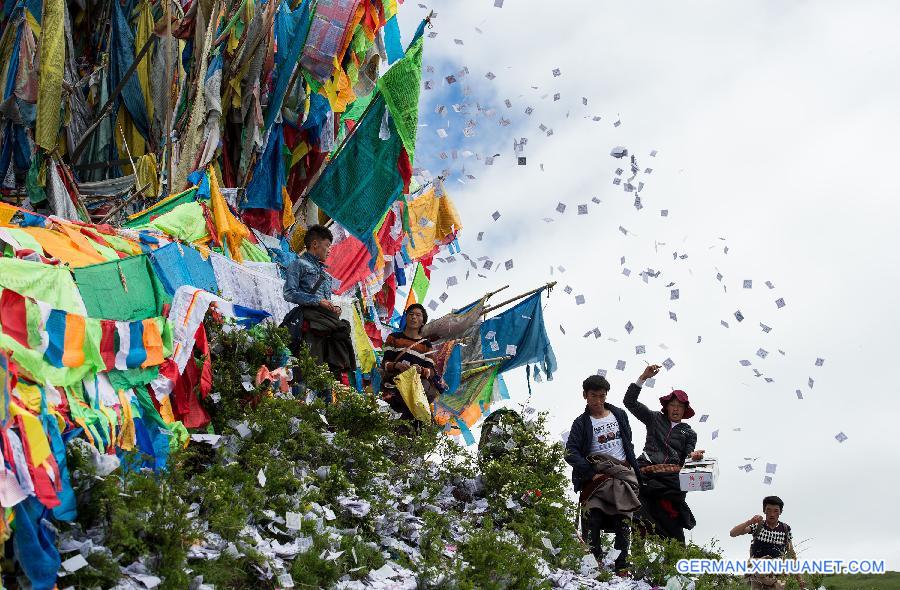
[658,390,695,419]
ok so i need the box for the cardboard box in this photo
[679,458,719,492]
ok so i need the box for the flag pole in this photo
[482,281,556,316]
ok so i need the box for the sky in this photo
[397,0,900,568]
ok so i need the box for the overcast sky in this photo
[398,0,900,568]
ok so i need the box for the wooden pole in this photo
[482,282,556,315]
[98,183,151,224]
[462,355,512,367]
[485,284,509,299]
[165,0,174,195]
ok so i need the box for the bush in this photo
[50,317,752,589]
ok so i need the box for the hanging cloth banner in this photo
[479,291,557,378]
[34,0,65,150]
[149,286,268,401]
[307,93,405,242]
[109,0,150,139]
[376,26,424,163]
[0,287,172,386]
[263,0,313,131]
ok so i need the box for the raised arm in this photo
[623,365,660,425]
[730,514,762,537]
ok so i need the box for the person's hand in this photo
[319,300,340,315]
[750,515,764,525]
[421,367,433,379]
[690,450,705,461]
[639,364,661,381]
[396,361,411,372]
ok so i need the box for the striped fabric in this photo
[381,331,434,395]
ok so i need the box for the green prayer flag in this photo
[123,187,199,229]
[107,367,160,391]
[377,36,423,163]
[308,94,405,241]
[437,365,498,415]
[138,201,209,242]
[0,258,85,313]
[74,254,169,321]
[410,262,429,303]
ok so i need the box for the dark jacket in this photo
[623,383,697,466]
[565,403,641,492]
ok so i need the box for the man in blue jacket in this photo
[565,369,651,574]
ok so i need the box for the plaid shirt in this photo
[283,252,335,306]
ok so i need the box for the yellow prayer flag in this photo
[405,186,463,260]
[8,403,52,467]
[208,166,249,261]
[395,367,432,423]
[35,0,65,150]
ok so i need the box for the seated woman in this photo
[623,364,705,543]
[380,304,444,421]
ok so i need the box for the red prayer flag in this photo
[0,290,29,347]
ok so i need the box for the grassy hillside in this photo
[818,572,900,590]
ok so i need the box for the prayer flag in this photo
[307,94,405,241]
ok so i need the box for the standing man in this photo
[731,496,806,589]
[283,225,355,382]
[565,374,642,575]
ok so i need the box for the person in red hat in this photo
[624,364,705,543]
